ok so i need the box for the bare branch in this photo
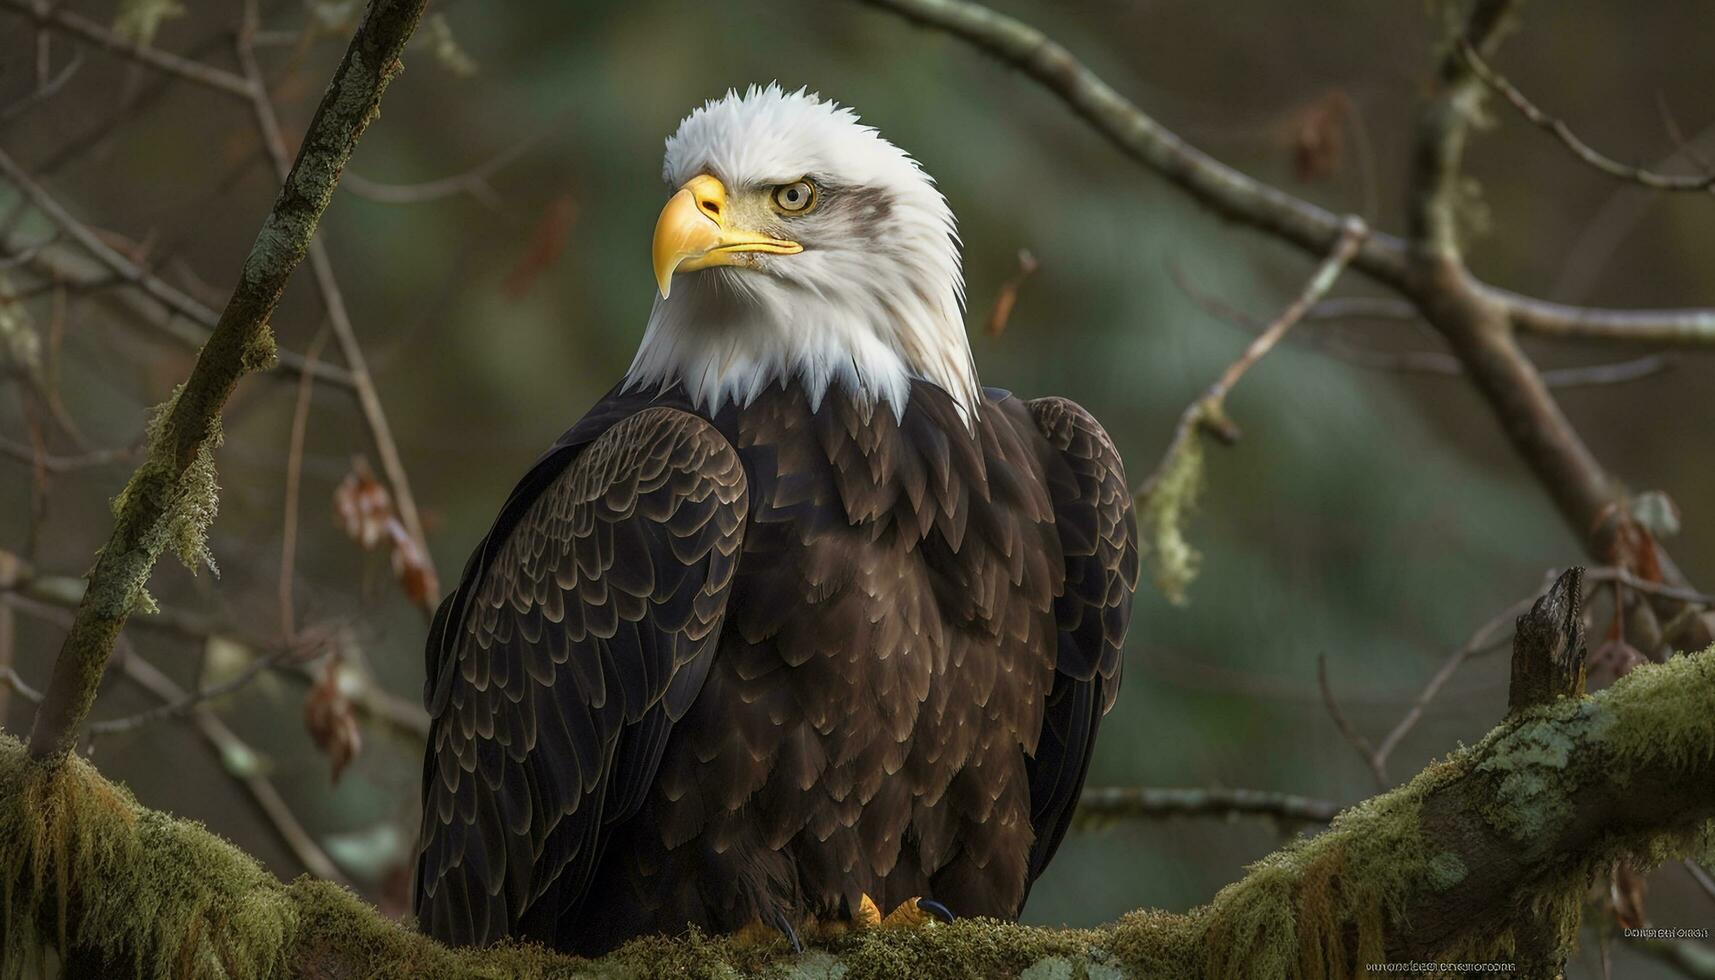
[0,0,256,99]
[1317,651,1387,787]
[87,634,331,738]
[0,437,135,473]
[339,126,548,207]
[278,330,328,641]
[1076,785,1342,826]
[235,22,440,610]
[855,0,1412,288]
[1460,40,1715,193]
[1137,217,1368,500]
[113,649,350,885]
[0,153,354,388]
[1369,593,1535,776]
[24,0,429,762]
[1497,288,1715,347]
[1186,276,1674,390]
[0,49,83,125]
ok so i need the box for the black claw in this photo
[916,898,954,923]
[766,907,804,953]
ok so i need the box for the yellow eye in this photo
[772,179,816,213]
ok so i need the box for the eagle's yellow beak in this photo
[651,174,802,298]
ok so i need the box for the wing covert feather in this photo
[415,407,747,946]
[1023,396,1139,885]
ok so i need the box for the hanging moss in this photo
[0,733,293,980]
[1134,424,1205,606]
[108,385,224,581]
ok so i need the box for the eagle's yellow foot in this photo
[861,894,954,930]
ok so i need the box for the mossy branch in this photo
[6,650,1714,978]
[23,0,428,763]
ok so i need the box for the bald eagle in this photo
[415,84,1139,955]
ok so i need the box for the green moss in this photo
[240,327,279,374]
[1194,777,1436,979]
[5,654,1715,978]
[0,732,293,979]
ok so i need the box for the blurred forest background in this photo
[2,1,1712,976]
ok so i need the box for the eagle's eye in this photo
[772,179,816,214]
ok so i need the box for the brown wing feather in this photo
[1023,395,1139,884]
[414,406,748,946]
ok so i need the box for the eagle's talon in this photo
[880,896,947,929]
[917,898,954,923]
[734,910,803,952]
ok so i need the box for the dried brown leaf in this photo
[1283,91,1352,184]
[984,249,1039,337]
[303,655,362,783]
[504,194,578,299]
[387,518,438,612]
[335,457,392,550]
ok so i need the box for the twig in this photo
[0,552,13,727]
[0,48,83,125]
[1182,273,1674,390]
[1137,216,1367,497]
[0,664,42,704]
[1585,565,1715,608]
[0,0,256,99]
[1369,593,1535,776]
[1685,860,1715,906]
[0,152,352,388]
[24,0,429,762]
[1499,290,1715,347]
[1460,40,1715,194]
[279,330,328,641]
[236,17,440,611]
[113,650,350,885]
[1552,117,1715,303]
[3,564,430,741]
[87,633,331,737]
[1317,651,1386,788]
[1305,296,1420,323]
[340,126,548,207]
[855,0,1413,288]
[0,436,135,473]
[1076,785,1342,826]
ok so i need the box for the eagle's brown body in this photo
[415,379,1137,955]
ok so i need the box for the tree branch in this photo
[854,0,1413,289]
[855,0,1713,642]
[1,560,430,742]
[1460,39,1715,193]
[7,645,1714,975]
[0,0,256,100]
[235,12,440,609]
[23,0,428,762]
[1076,786,1342,827]
[0,158,355,389]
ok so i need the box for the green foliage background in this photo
[2,2,1712,975]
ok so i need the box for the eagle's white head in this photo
[625,84,977,422]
